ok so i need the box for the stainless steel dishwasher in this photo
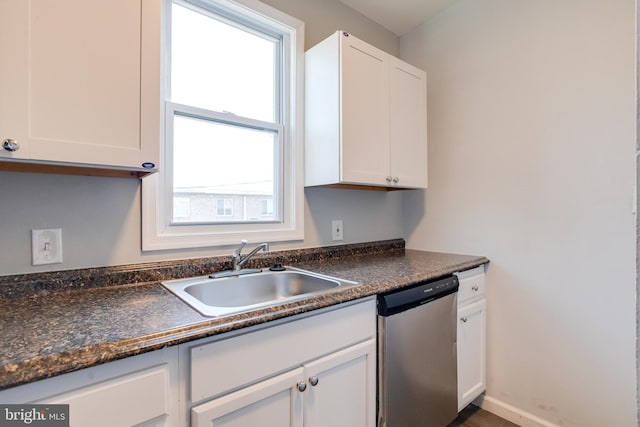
[377,275,459,427]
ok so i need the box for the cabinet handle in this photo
[2,139,19,152]
[392,177,399,184]
[460,316,468,323]
[309,376,319,387]
[386,176,392,183]
[472,285,479,292]
[297,382,307,392]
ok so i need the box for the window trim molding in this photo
[142,0,304,251]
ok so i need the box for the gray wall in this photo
[401,0,637,425]
[0,0,401,276]
[261,0,399,55]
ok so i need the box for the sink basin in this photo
[162,267,357,317]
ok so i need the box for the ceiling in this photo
[337,0,459,36]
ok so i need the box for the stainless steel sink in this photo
[162,267,357,317]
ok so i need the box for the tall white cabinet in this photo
[305,31,427,190]
[0,0,161,176]
[455,266,487,411]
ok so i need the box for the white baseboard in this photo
[474,395,560,427]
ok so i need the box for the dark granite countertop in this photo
[0,240,488,391]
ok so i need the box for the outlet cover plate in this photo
[332,220,343,241]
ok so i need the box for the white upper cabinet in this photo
[0,0,161,176]
[305,31,427,190]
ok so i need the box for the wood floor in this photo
[448,405,520,427]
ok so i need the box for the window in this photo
[142,0,304,250]
[216,198,233,217]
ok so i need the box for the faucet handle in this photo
[233,239,249,259]
[233,240,248,257]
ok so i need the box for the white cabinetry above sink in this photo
[304,31,427,191]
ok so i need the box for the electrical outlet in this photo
[32,228,63,265]
[332,220,343,241]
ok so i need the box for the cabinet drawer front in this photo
[190,298,376,403]
[456,265,486,306]
[45,365,169,427]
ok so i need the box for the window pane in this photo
[261,199,273,216]
[171,2,277,122]
[172,114,278,223]
[174,197,191,219]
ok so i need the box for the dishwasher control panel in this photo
[377,275,459,316]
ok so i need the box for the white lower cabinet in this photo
[46,365,171,427]
[192,340,375,427]
[455,266,487,411]
[188,298,377,427]
[0,347,179,427]
[457,299,486,410]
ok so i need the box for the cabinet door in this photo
[0,0,30,160]
[457,299,487,411]
[340,33,390,186]
[191,368,304,427]
[0,0,159,169]
[389,57,428,188]
[304,339,376,427]
[45,365,171,427]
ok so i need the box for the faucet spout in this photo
[233,241,269,271]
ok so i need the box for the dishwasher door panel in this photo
[378,292,458,427]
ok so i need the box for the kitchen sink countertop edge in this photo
[0,240,488,391]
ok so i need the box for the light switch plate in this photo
[32,228,63,265]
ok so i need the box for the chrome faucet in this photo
[209,240,270,279]
[232,240,269,271]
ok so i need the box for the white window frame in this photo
[142,0,304,251]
